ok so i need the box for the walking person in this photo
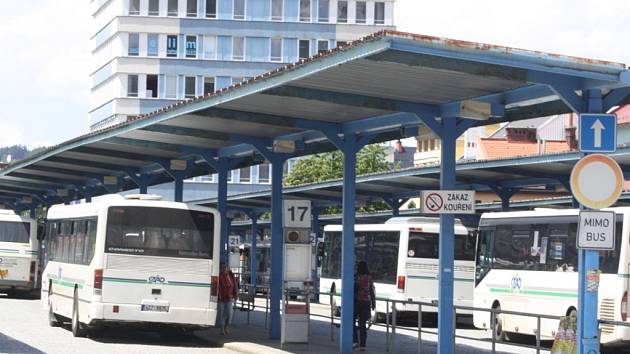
[353,261,376,351]
[218,262,238,335]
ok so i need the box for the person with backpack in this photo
[353,261,376,351]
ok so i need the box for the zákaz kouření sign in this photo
[420,190,475,214]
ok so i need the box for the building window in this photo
[187,0,197,17]
[234,0,245,20]
[317,40,328,54]
[147,34,159,56]
[298,39,310,59]
[337,1,347,23]
[127,75,138,97]
[203,36,216,59]
[299,0,310,22]
[374,2,385,24]
[148,0,159,15]
[356,1,366,23]
[259,163,270,183]
[128,33,139,56]
[206,0,217,18]
[129,0,140,15]
[239,167,251,183]
[166,35,178,57]
[185,35,197,58]
[146,75,158,98]
[185,76,196,98]
[232,36,244,60]
[204,77,215,94]
[165,75,177,98]
[270,38,282,62]
[168,0,178,16]
[318,0,329,22]
[271,0,282,20]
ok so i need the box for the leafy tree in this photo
[285,144,395,186]
[284,144,397,214]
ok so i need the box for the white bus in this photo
[473,208,630,344]
[41,195,221,337]
[0,210,39,296]
[319,217,476,317]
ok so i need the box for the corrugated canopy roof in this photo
[1,30,629,209]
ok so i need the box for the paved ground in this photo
[0,293,626,354]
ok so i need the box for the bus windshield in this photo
[321,231,399,284]
[0,221,30,243]
[105,206,214,259]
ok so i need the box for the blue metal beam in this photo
[604,87,630,111]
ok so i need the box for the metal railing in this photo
[235,284,630,353]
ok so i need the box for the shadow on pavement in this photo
[0,331,46,354]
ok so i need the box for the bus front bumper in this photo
[89,302,217,327]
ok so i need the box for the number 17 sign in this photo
[284,200,311,228]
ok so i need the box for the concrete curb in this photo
[224,342,291,354]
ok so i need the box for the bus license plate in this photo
[141,304,169,312]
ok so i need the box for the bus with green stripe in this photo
[0,210,39,296]
[473,208,630,344]
[319,217,476,319]
[41,194,221,337]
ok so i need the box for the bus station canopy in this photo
[191,147,630,212]
[0,30,629,208]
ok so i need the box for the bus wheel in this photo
[71,290,86,337]
[493,304,508,342]
[48,287,60,327]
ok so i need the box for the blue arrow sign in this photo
[579,113,617,153]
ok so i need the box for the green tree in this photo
[284,144,397,214]
[285,144,395,186]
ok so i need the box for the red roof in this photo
[478,138,572,160]
[614,105,630,125]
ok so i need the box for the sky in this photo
[0,0,629,149]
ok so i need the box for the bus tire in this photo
[48,286,61,327]
[71,290,86,337]
[493,304,508,342]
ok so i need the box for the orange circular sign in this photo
[570,154,623,209]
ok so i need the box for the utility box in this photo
[281,300,310,344]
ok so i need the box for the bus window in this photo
[0,221,30,243]
[408,232,438,259]
[476,229,493,283]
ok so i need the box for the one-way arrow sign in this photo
[579,114,616,153]
[591,118,605,148]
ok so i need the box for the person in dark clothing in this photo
[353,261,376,351]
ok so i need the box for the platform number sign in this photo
[284,200,311,228]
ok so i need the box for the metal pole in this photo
[391,302,397,352]
[269,158,284,339]
[418,304,422,354]
[265,288,270,329]
[139,174,149,194]
[330,292,335,342]
[340,135,357,354]
[491,309,496,354]
[577,89,603,354]
[250,214,258,295]
[217,164,229,264]
[536,315,541,354]
[174,173,183,202]
[386,299,390,350]
[437,117,457,354]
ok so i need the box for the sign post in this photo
[573,112,620,354]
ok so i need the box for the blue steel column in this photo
[218,165,229,264]
[311,207,321,298]
[30,208,36,219]
[438,118,457,354]
[174,173,184,202]
[250,213,258,293]
[269,157,285,339]
[340,134,357,354]
[139,174,149,194]
[577,89,603,354]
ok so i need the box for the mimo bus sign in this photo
[577,210,615,250]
